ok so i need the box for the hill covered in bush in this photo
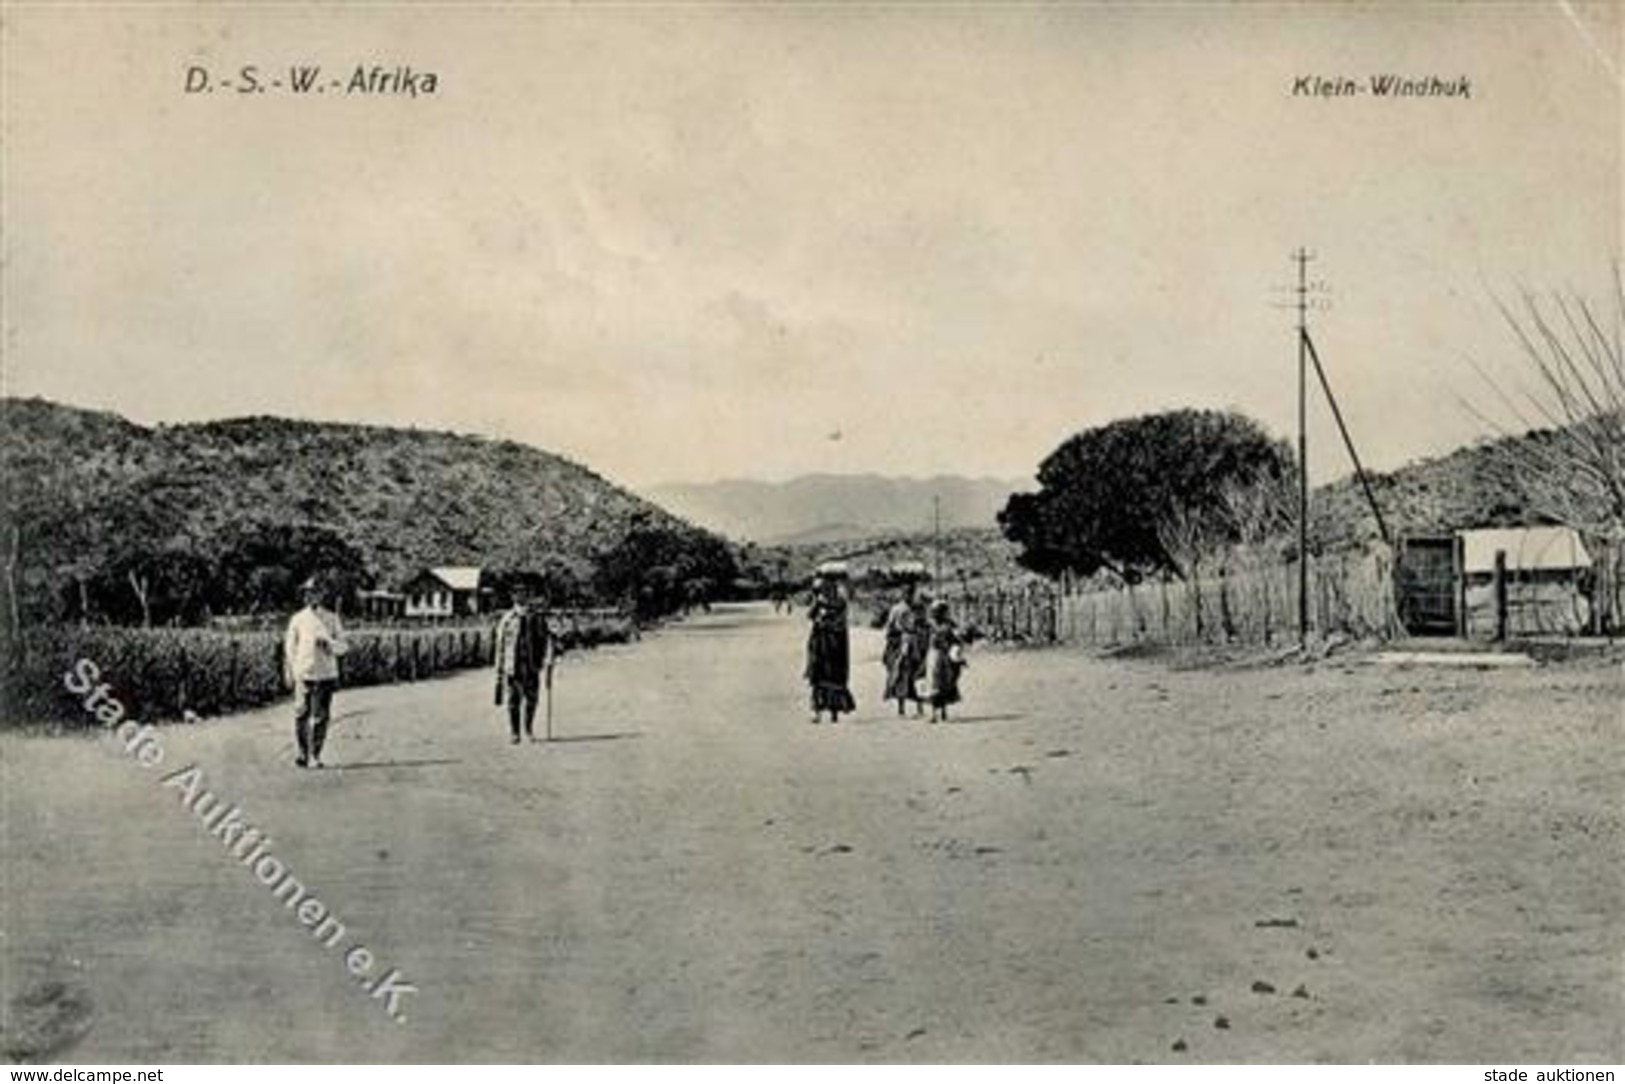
[1312,428,1562,551]
[0,398,728,624]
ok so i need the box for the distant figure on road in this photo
[882,582,930,717]
[805,574,856,724]
[685,577,714,614]
[283,578,349,769]
[927,599,966,724]
[494,587,556,744]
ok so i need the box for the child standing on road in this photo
[927,600,966,724]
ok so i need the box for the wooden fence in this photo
[952,548,1402,647]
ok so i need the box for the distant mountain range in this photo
[646,474,1030,544]
[647,433,1567,552]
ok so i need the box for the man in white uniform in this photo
[283,578,348,769]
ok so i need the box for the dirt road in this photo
[2,604,1620,1062]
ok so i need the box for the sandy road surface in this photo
[2,603,1620,1062]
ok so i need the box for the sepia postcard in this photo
[1,1,1620,1070]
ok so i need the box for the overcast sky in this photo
[4,3,1619,490]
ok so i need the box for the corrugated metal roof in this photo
[430,566,483,591]
[1458,526,1592,573]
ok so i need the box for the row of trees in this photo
[53,523,372,627]
[36,516,742,628]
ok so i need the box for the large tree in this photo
[592,516,739,619]
[999,409,1293,581]
[211,522,372,616]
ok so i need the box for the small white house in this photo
[1459,526,1593,637]
[402,566,486,619]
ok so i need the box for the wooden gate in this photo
[1395,536,1456,634]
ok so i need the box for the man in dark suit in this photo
[493,586,555,744]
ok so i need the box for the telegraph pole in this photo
[932,495,943,585]
[1294,247,1313,649]
[1274,252,1388,645]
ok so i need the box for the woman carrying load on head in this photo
[805,572,857,724]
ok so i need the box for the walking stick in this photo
[544,659,555,742]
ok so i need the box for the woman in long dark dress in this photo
[805,577,857,723]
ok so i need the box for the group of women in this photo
[802,575,966,724]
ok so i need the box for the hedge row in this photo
[2,611,635,726]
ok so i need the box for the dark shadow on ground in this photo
[540,733,642,744]
[843,715,930,726]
